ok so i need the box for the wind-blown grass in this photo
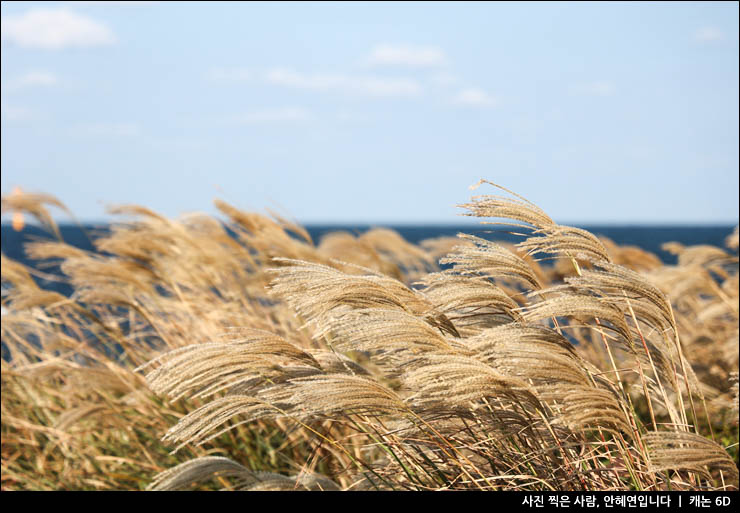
[1,183,737,491]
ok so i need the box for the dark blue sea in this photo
[1,223,737,297]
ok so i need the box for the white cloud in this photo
[265,68,421,97]
[1,9,116,49]
[571,81,616,97]
[693,26,724,43]
[65,1,161,6]
[231,108,312,124]
[453,88,497,107]
[3,71,59,92]
[0,103,36,122]
[366,44,448,68]
[206,67,252,83]
[73,122,140,137]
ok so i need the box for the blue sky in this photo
[1,1,738,224]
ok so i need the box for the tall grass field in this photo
[1,181,738,491]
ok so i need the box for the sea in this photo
[1,223,737,297]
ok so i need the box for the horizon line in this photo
[2,220,738,228]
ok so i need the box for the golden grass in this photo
[1,183,737,491]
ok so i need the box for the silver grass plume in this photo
[148,456,340,491]
[644,431,739,488]
[136,329,320,401]
[440,233,542,290]
[269,258,459,336]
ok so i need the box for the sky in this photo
[1,1,738,225]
